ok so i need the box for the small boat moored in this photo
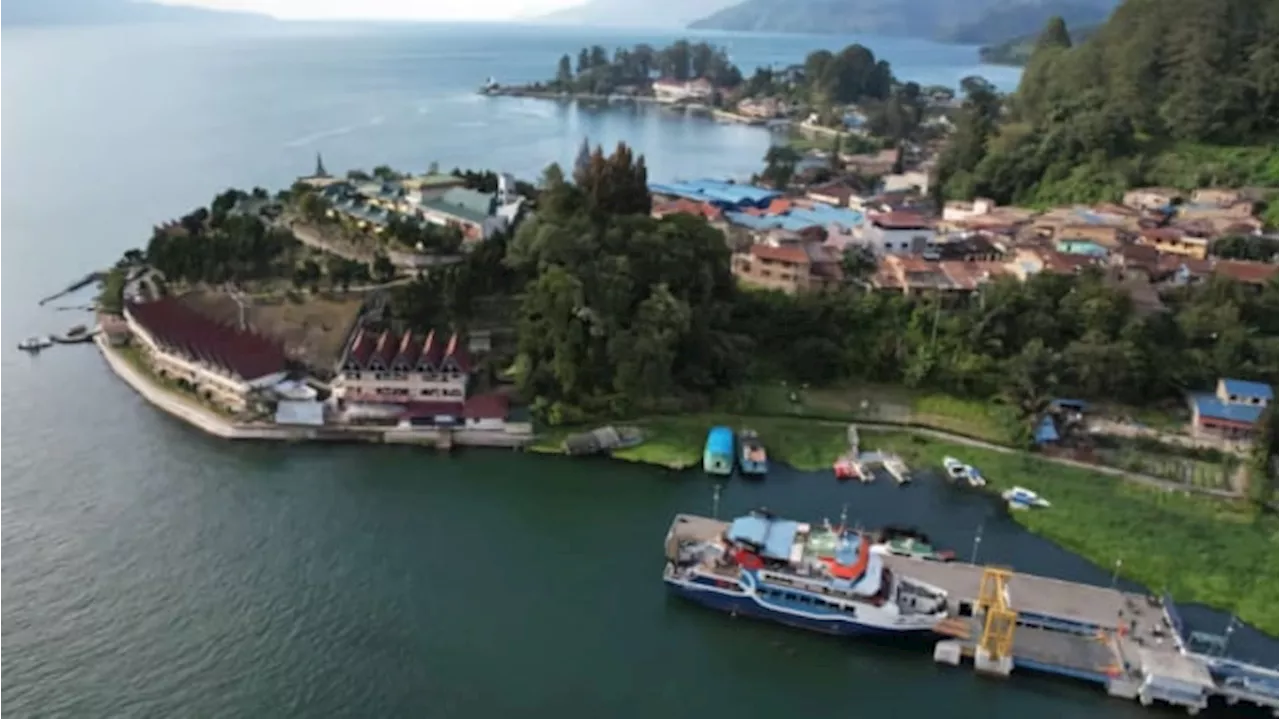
[871,536,957,562]
[1002,486,1051,510]
[17,336,53,352]
[942,456,986,487]
[703,426,734,476]
[737,429,769,476]
[883,456,911,485]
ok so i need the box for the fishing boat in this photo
[17,336,53,352]
[51,324,95,344]
[737,429,768,476]
[833,455,861,480]
[1002,486,1051,510]
[942,457,986,487]
[663,510,950,636]
[883,456,911,485]
[703,426,734,476]
[871,537,956,562]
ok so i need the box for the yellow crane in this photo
[976,566,1017,666]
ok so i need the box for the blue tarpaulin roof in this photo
[728,515,800,561]
[1191,393,1265,425]
[649,179,779,208]
[1034,415,1060,445]
[724,205,864,233]
[1220,379,1274,401]
[706,426,734,455]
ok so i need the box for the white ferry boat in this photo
[663,510,949,637]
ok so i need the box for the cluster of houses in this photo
[113,295,514,433]
[649,177,1277,306]
[297,160,525,245]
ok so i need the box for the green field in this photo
[723,382,1021,445]
[864,430,1278,636]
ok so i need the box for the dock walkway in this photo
[664,514,1278,716]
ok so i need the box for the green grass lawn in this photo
[531,414,850,472]
[115,344,236,419]
[726,382,1019,445]
[865,430,1278,636]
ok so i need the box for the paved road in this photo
[854,421,1244,500]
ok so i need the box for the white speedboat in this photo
[942,457,985,487]
[18,336,53,352]
[1002,486,1050,510]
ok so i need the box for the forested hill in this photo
[979,23,1099,66]
[2,0,269,26]
[935,0,1278,210]
[686,0,1115,44]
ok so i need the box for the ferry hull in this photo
[664,578,934,638]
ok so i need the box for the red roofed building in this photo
[334,327,473,405]
[1212,260,1277,286]
[124,297,289,412]
[650,198,725,224]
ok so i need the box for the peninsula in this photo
[90,0,1278,633]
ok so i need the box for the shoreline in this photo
[531,413,1278,637]
[92,330,1276,635]
[94,334,532,449]
[481,88,785,128]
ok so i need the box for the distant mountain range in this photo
[534,0,741,29]
[2,0,270,27]
[675,0,1118,45]
[979,22,1100,66]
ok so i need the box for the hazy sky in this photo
[158,0,584,21]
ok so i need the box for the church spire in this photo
[314,152,328,178]
[574,137,591,178]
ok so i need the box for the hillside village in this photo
[653,171,1276,305]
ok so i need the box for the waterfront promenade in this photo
[94,334,531,448]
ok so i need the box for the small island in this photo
[482,39,742,107]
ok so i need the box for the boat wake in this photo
[283,116,385,148]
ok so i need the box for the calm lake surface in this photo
[1,21,1271,718]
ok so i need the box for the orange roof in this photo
[652,198,724,221]
[1141,227,1184,241]
[940,261,1007,289]
[750,244,810,264]
[766,198,794,214]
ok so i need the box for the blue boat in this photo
[703,426,734,476]
[663,511,950,637]
[737,429,768,476]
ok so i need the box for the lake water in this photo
[0,21,1270,718]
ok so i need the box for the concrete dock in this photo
[665,514,1278,716]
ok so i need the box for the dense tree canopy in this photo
[145,205,299,285]
[547,40,742,95]
[504,147,744,422]
[936,0,1279,209]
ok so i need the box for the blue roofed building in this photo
[649,179,780,210]
[1188,378,1273,439]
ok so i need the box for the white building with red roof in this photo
[124,297,289,413]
